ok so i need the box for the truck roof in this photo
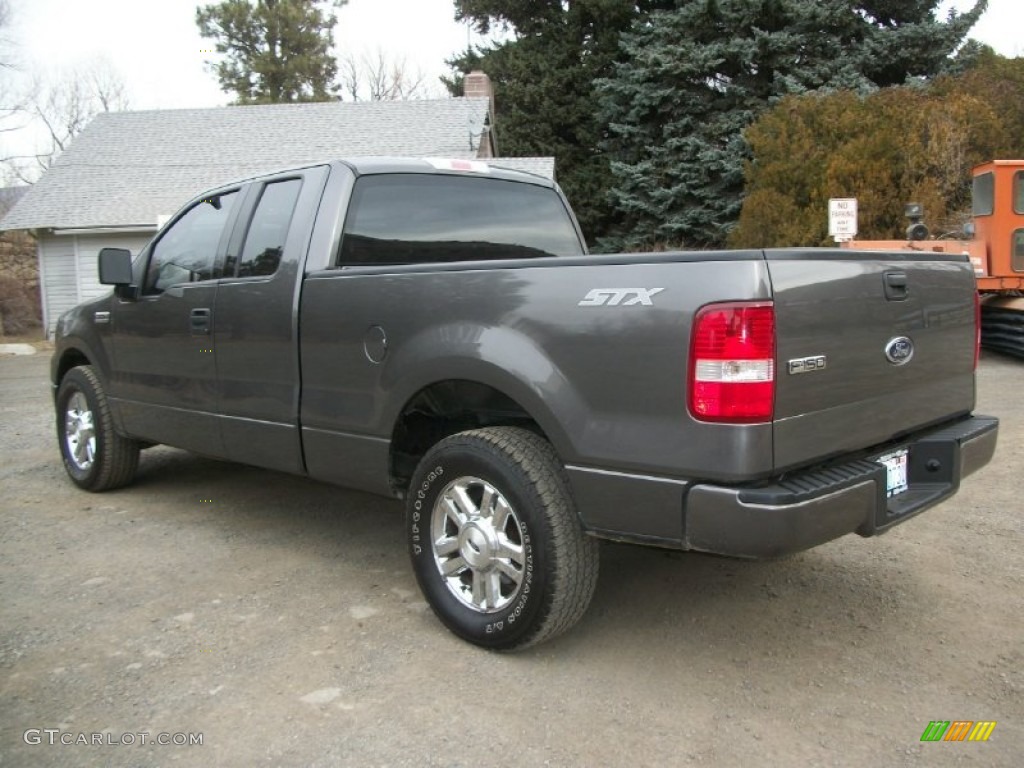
[339,157,556,187]
[203,157,557,193]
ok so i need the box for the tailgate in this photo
[767,249,977,472]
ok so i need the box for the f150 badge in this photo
[788,355,827,375]
[578,288,664,307]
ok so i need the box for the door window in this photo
[233,178,303,277]
[972,172,994,217]
[144,191,238,294]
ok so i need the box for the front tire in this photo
[406,427,599,650]
[56,365,139,491]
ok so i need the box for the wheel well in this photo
[390,380,545,494]
[56,349,90,385]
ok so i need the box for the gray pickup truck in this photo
[51,158,998,649]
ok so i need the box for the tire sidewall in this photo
[408,442,553,649]
[56,369,103,489]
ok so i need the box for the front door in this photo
[108,189,242,454]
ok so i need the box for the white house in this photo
[0,79,554,336]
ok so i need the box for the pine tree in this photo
[599,0,987,250]
[197,0,345,104]
[447,2,673,245]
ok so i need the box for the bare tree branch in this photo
[0,0,14,72]
[2,58,130,183]
[340,49,432,102]
[0,0,25,110]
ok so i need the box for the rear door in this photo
[767,249,977,471]
[212,165,328,473]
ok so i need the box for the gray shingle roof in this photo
[0,185,28,212]
[2,97,543,231]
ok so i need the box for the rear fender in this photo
[381,323,582,463]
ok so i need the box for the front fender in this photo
[51,297,114,399]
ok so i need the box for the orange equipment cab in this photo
[970,160,1024,291]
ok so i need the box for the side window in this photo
[144,191,238,295]
[233,178,303,278]
[339,174,584,266]
[972,172,994,217]
[1015,171,1023,215]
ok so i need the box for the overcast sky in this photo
[1,0,1021,174]
[3,0,480,110]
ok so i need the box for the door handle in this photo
[190,307,212,335]
[884,271,908,301]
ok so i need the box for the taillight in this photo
[689,302,776,423]
[974,291,981,370]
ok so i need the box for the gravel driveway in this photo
[1,350,1021,767]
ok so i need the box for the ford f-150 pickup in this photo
[51,157,998,649]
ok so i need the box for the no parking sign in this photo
[829,198,858,242]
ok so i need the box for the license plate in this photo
[877,448,909,498]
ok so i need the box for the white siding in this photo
[40,236,78,337]
[39,232,153,337]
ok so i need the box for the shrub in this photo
[0,275,41,337]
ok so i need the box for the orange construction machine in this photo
[844,160,1024,358]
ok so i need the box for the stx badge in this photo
[578,288,665,307]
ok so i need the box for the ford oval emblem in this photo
[885,336,915,365]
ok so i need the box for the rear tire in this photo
[56,365,139,491]
[406,427,599,650]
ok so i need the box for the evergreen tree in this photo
[447,2,673,245]
[599,0,987,250]
[197,0,345,104]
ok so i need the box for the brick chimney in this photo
[463,71,496,158]
[463,70,494,110]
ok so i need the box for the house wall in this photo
[39,232,152,337]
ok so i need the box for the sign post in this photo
[829,198,858,242]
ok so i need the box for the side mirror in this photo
[98,247,134,286]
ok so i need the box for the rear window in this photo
[973,172,994,217]
[232,178,303,277]
[338,174,583,266]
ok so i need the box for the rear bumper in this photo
[683,415,998,558]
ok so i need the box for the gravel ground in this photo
[1,350,1021,767]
